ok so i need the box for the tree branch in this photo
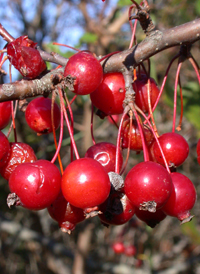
[0,68,64,102]
[0,19,199,102]
[101,18,200,72]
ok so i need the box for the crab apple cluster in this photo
[0,20,198,237]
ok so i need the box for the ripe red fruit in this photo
[133,74,160,113]
[0,142,37,180]
[149,132,189,167]
[135,207,166,228]
[0,101,12,130]
[85,142,123,173]
[90,72,126,115]
[25,97,60,134]
[61,158,111,209]
[107,114,121,125]
[7,36,46,79]
[112,242,125,254]
[99,192,135,226]
[48,192,85,233]
[196,139,200,165]
[64,51,103,95]
[121,117,154,151]
[124,161,172,212]
[124,245,136,257]
[162,172,196,223]
[8,160,61,210]
[0,131,10,168]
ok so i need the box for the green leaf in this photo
[117,0,131,7]
[79,32,98,44]
[195,0,200,15]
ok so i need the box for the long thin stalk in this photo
[51,91,64,171]
[115,107,129,174]
[172,61,182,133]
[137,108,171,173]
[59,88,80,160]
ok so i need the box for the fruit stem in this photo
[108,115,119,129]
[176,77,183,131]
[11,101,17,142]
[51,92,64,171]
[137,107,171,173]
[144,54,180,124]
[99,51,120,63]
[188,56,200,85]
[52,42,80,52]
[7,100,18,138]
[128,4,138,48]
[91,104,96,145]
[132,106,149,162]
[0,55,8,70]
[115,107,129,174]
[147,77,158,136]
[120,111,133,175]
[172,61,182,133]
[58,87,80,160]
[0,49,7,54]
[63,93,75,162]
[69,95,77,106]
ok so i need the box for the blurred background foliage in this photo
[0,0,200,273]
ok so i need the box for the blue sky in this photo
[0,0,119,82]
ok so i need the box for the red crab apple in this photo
[48,191,85,234]
[133,74,160,113]
[196,139,200,165]
[7,35,46,79]
[25,97,60,134]
[121,117,154,151]
[90,72,126,115]
[85,142,123,173]
[112,242,125,254]
[0,131,10,168]
[135,207,166,228]
[0,101,12,130]
[99,192,135,226]
[124,245,136,257]
[8,160,61,210]
[0,142,37,180]
[124,161,172,212]
[61,158,111,210]
[149,132,189,167]
[162,172,196,223]
[64,51,103,95]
